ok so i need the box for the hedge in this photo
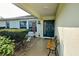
[0,29,29,43]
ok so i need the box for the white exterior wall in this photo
[55,4,79,56]
[37,20,43,37]
[0,21,6,27]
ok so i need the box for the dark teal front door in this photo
[43,20,55,37]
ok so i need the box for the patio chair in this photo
[47,36,58,56]
[24,31,35,48]
[25,31,35,42]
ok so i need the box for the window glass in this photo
[20,21,27,29]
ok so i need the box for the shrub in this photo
[0,29,29,43]
[0,36,15,56]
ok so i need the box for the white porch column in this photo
[27,20,29,29]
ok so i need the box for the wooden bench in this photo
[47,36,58,56]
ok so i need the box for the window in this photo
[20,21,27,29]
[28,21,37,32]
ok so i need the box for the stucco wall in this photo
[37,20,43,37]
[55,3,79,56]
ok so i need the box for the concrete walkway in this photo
[15,38,55,56]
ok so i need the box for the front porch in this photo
[14,37,55,56]
[0,3,79,56]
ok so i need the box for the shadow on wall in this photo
[55,3,79,56]
[55,26,79,56]
[55,26,64,56]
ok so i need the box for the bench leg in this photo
[48,49,51,56]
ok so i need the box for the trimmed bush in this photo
[0,36,15,56]
[0,29,29,43]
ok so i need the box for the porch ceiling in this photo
[14,3,58,20]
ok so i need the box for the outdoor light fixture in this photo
[38,21,41,24]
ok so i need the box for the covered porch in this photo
[0,3,79,56]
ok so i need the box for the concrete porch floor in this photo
[15,38,55,56]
